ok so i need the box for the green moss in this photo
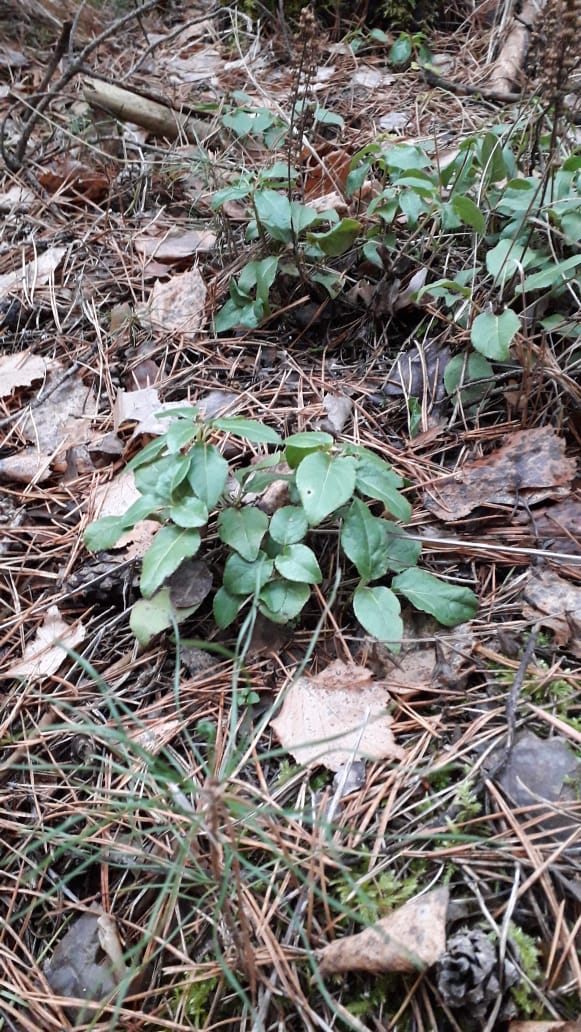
[508,923,543,1018]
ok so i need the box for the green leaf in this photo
[290,201,323,235]
[284,431,333,469]
[296,452,357,526]
[169,496,209,528]
[84,515,128,551]
[353,586,402,651]
[518,253,581,292]
[471,308,520,361]
[238,256,279,302]
[355,459,411,522]
[211,182,252,208]
[213,586,245,628]
[258,579,310,623]
[389,34,412,65]
[187,443,228,509]
[120,493,161,527]
[253,189,293,242]
[314,106,344,127]
[274,544,322,584]
[218,507,268,561]
[341,499,389,581]
[479,132,507,182]
[307,219,361,257]
[385,526,422,573]
[214,297,263,333]
[165,419,199,454]
[130,588,201,646]
[134,453,190,502]
[393,568,478,626]
[140,527,201,598]
[444,353,494,404]
[126,436,168,472]
[223,553,273,595]
[269,505,308,545]
[211,416,281,444]
[450,194,486,234]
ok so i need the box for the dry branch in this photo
[82,77,214,144]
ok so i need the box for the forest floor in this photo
[0,1,580,1030]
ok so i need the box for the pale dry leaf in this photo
[22,367,97,452]
[5,605,85,679]
[318,887,449,975]
[0,351,47,396]
[321,393,353,433]
[0,185,35,211]
[91,470,158,557]
[271,660,406,771]
[0,244,67,295]
[134,228,216,260]
[424,427,576,521]
[113,387,182,437]
[44,909,118,1022]
[139,268,207,336]
[509,1023,581,1031]
[522,568,581,657]
[0,449,54,484]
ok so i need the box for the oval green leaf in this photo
[393,568,478,626]
[471,308,520,361]
[274,544,322,584]
[212,417,282,444]
[187,442,229,509]
[218,507,269,560]
[341,499,389,581]
[223,552,273,595]
[258,580,310,624]
[269,505,308,545]
[296,452,356,526]
[140,526,201,598]
[353,586,402,651]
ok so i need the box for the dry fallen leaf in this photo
[522,568,581,657]
[425,427,575,521]
[0,351,47,397]
[318,887,448,975]
[4,605,85,680]
[509,1023,581,1031]
[22,366,97,452]
[134,228,216,260]
[91,470,158,558]
[0,244,67,295]
[44,908,121,1022]
[113,387,183,438]
[271,660,406,771]
[138,267,207,336]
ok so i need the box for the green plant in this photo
[212,162,360,331]
[84,410,478,650]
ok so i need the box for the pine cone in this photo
[437,929,519,1022]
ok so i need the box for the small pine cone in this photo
[437,929,519,1022]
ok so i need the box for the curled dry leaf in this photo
[318,887,449,976]
[44,908,124,1022]
[271,660,405,771]
[4,605,85,680]
[425,426,575,521]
